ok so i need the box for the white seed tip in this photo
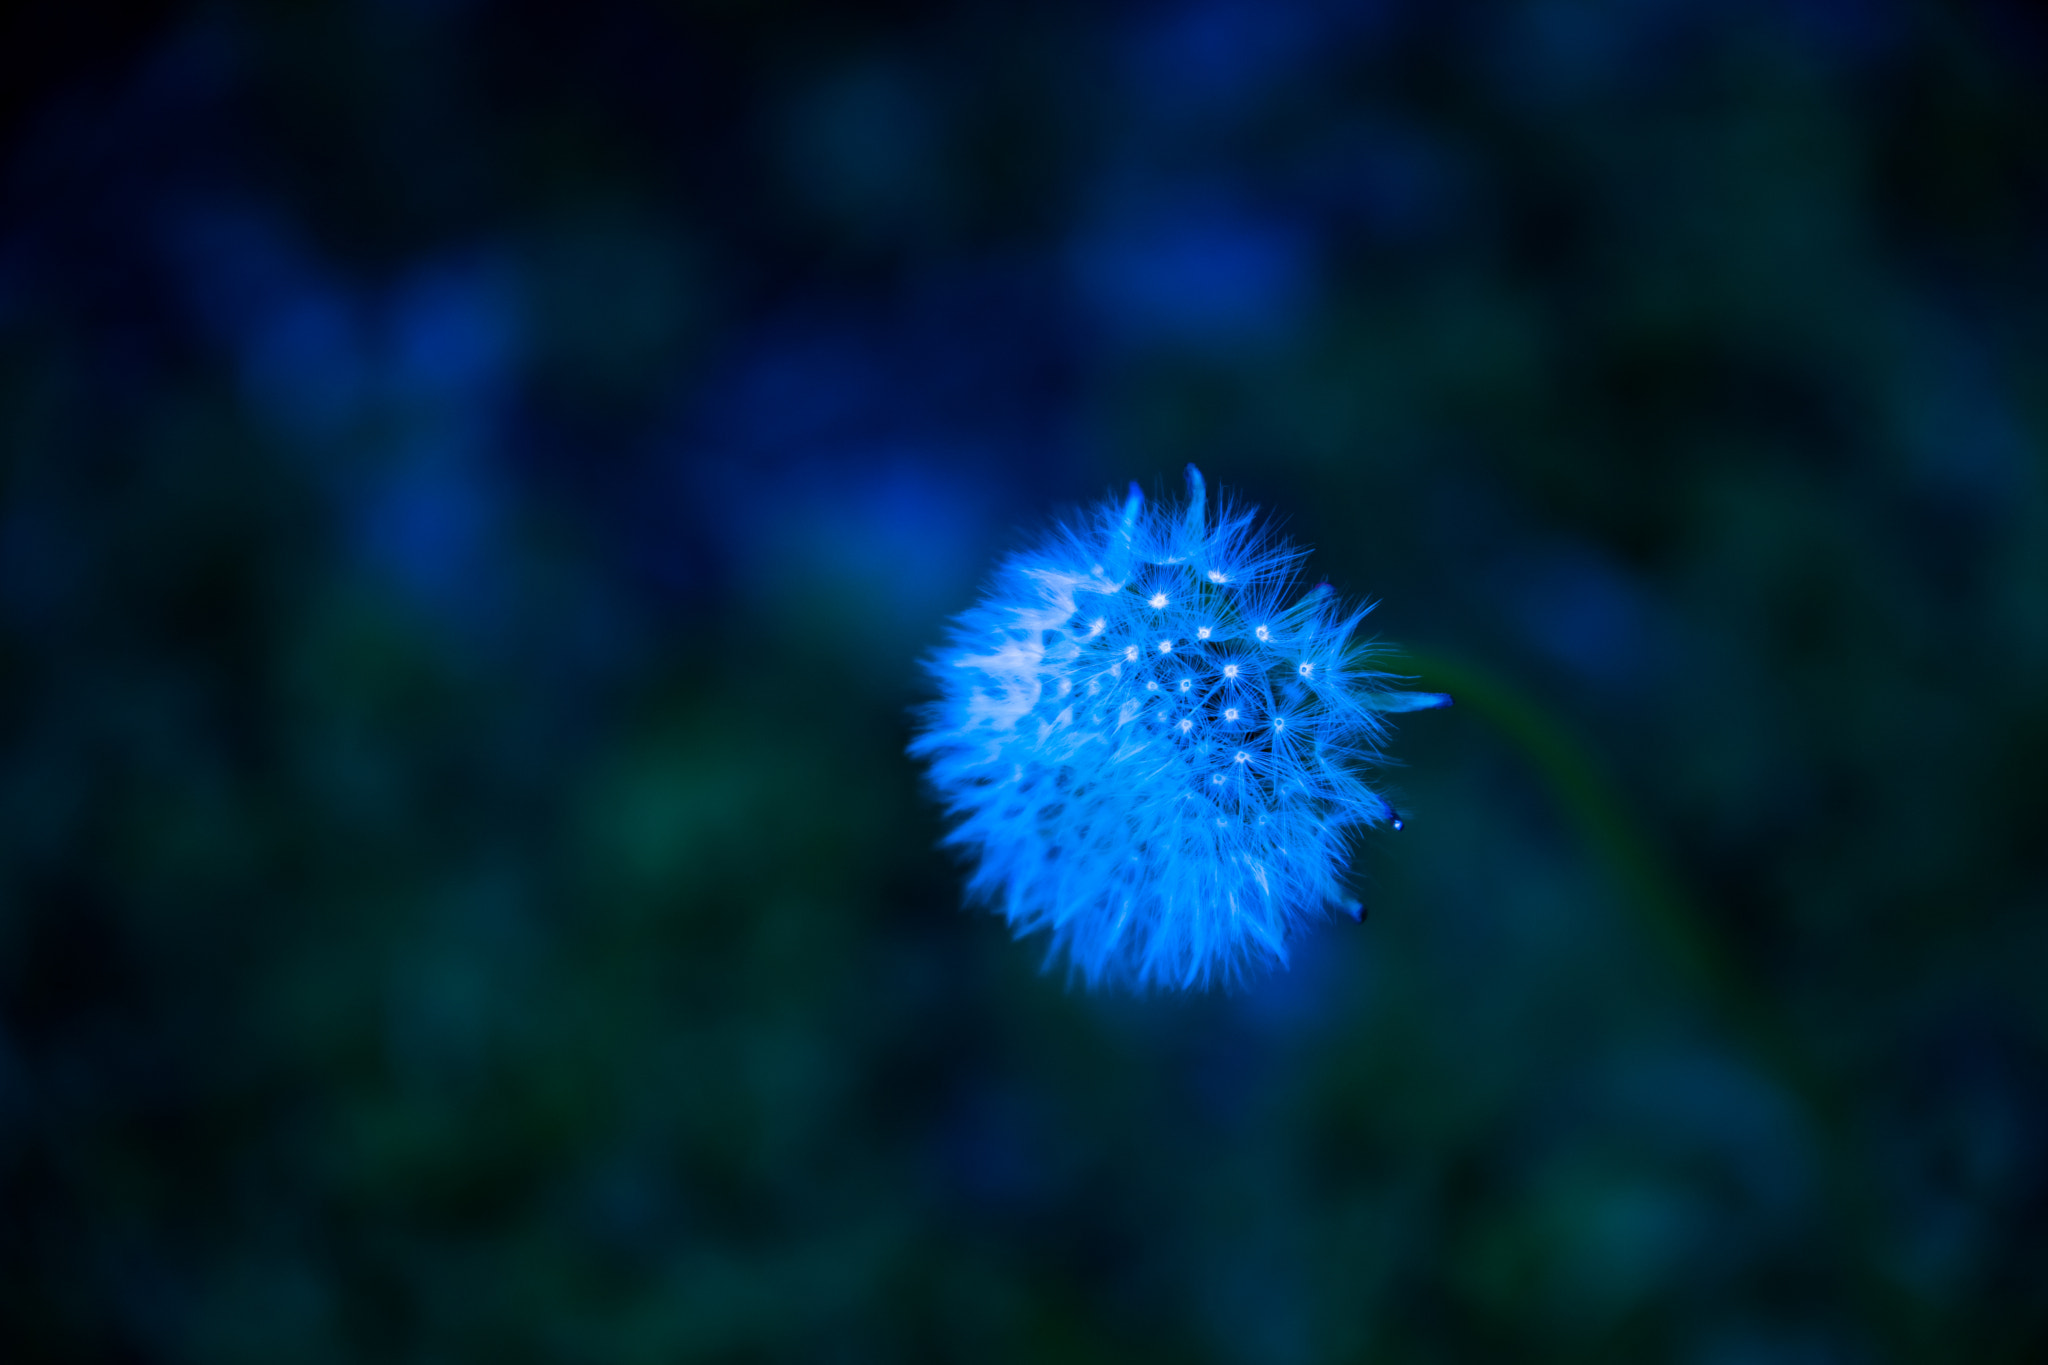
[1148,592,1168,608]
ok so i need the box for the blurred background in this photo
[3,0,2045,1360]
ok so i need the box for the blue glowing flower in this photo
[910,467,1449,990]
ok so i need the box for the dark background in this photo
[4,0,2046,1360]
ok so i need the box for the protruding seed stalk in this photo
[1104,481,1145,581]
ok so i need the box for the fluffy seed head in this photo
[909,467,1449,991]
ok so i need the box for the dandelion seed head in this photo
[908,466,1447,991]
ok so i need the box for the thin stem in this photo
[1390,647,1921,1359]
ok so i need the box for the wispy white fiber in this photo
[911,468,1448,991]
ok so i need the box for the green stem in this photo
[1389,647,1922,1359]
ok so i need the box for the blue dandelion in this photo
[910,467,1450,990]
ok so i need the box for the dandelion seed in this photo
[908,467,1449,990]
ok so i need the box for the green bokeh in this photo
[3,2,2045,1361]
